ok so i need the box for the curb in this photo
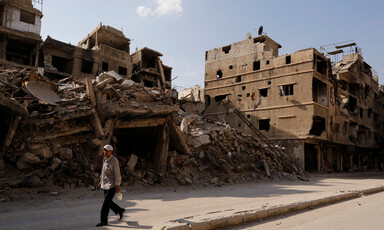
[162,185,384,230]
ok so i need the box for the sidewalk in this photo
[1,173,384,230]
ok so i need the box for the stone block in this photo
[17,152,41,170]
[127,154,138,170]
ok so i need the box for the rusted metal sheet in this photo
[25,72,61,105]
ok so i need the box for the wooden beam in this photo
[95,88,102,110]
[0,94,28,116]
[33,126,92,141]
[263,160,271,177]
[157,58,166,90]
[103,118,116,138]
[117,117,167,129]
[86,77,97,108]
[4,116,22,147]
[91,109,105,137]
[169,121,191,155]
[154,123,170,173]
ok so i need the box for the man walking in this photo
[96,144,125,227]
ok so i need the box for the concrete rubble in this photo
[0,65,301,190]
[0,0,302,191]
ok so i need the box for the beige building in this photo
[204,34,384,172]
[0,0,42,67]
[41,23,131,80]
[131,47,172,89]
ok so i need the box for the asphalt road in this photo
[233,190,384,230]
[1,173,384,229]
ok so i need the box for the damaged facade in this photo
[0,1,302,189]
[0,0,42,67]
[131,47,172,89]
[204,34,384,172]
[0,0,186,187]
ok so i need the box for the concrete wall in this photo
[99,44,131,76]
[204,35,384,171]
[5,5,41,35]
[205,46,323,140]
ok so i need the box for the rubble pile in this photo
[162,115,297,186]
[0,67,177,189]
[1,66,300,190]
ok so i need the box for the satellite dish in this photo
[258,26,263,36]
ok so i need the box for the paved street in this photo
[1,173,384,229]
[233,190,384,230]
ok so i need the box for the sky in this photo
[39,0,384,91]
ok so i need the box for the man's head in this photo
[103,144,113,158]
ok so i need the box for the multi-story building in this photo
[204,34,384,172]
[131,47,172,89]
[0,0,172,86]
[0,0,42,67]
[41,23,132,80]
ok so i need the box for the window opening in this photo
[313,78,327,106]
[81,60,93,74]
[309,116,325,136]
[304,143,318,172]
[286,55,291,64]
[229,65,233,70]
[368,108,372,118]
[259,88,268,97]
[253,61,260,71]
[102,62,109,71]
[20,10,35,24]
[235,76,241,82]
[214,94,229,102]
[222,45,231,54]
[315,55,327,75]
[118,66,127,76]
[242,86,246,90]
[259,119,270,131]
[347,96,357,112]
[52,56,73,74]
[280,84,294,96]
[216,70,223,79]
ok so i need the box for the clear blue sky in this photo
[40,0,384,90]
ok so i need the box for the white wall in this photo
[5,6,41,35]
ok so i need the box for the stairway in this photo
[233,108,300,175]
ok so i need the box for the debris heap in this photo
[0,66,301,190]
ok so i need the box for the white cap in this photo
[103,144,113,151]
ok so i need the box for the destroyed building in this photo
[0,0,191,188]
[131,47,172,89]
[204,34,384,172]
[0,0,42,67]
[41,23,131,80]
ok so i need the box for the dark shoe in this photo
[119,208,125,220]
[95,222,108,227]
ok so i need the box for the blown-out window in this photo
[20,10,35,24]
[280,84,294,96]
